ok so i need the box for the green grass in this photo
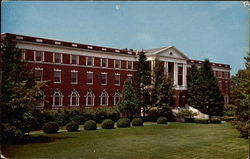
[2,122,248,159]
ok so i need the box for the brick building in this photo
[1,33,231,109]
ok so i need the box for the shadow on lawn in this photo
[3,133,68,145]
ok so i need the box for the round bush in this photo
[157,117,168,124]
[84,120,97,130]
[102,119,115,129]
[117,118,130,128]
[42,121,59,133]
[66,121,79,132]
[132,118,143,126]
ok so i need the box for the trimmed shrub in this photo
[71,115,86,125]
[157,117,168,124]
[210,118,221,124]
[132,118,143,126]
[84,120,96,130]
[42,122,59,133]
[194,118,209,124]
[117,118,130,128]
[66,121,79,132]
[0,123,23,144]
[102,119,114,129]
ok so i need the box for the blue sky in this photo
[1,1,249,75]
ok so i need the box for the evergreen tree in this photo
[119,80,140,118]
[132,51,151,117]
[230,53,250,138]
[151,58,173,116]
[198,59,224,118]
[186,65,200,108]
[0,38,47,140]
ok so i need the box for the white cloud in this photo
[135,33,152,41]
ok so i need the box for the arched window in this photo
[35,90,45,109]
[53,90,63,107]
[69,90,80,106]
[100,91,109,106]
[113,92,121,106]
[85,90,95,106]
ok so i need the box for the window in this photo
[224,94,229,104]
[114,74,120,85]
[218,81,222,89]
[101,73,107,85]
[113,92,121,106]
[127,61,133,69]
[127,74,133,82]
[218,71,222,78]
[35,51,43,61]
[71,55,78,64]
[54,53,61,63]
[224,72,229,79]
[35,90,45,108]
[114,60,121,69]
[54,69,61,83]
[35,68,43,81]
[85,90,95,106]
[225,81,229,90]
[53,90,63,107]
[71,71,78,84]
[87,56,93,66]
[70,90,80,106]
[101,58,108,67]
[178,64,183,86]
[87,72,93,84]
[100,91,109,106]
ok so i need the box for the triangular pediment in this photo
[156,46,188,59]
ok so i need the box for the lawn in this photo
[2,122,248,159]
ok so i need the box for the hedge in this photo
[42,122,59,133]
[66,121,79,132]
[84,120,97,130]
[117,118,130,128]
[157,117,168,124]
[102,119,115,129]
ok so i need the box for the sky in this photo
[1,1,249,75]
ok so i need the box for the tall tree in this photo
[230,53,250,138]
[186,65,200,108]
[119,80,140,118]
[0,38,46,140]
[132,51,151,117]
[151,58,173,116]
[197,59,224,118]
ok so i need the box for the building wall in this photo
[2,33,231,109]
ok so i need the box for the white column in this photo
[174,62,178,87]
[164,61,168,75]
[183,64,187,89]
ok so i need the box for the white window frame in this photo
[85,90,95,106]
[52,90,63,107]
[35,90,45,109]
[114,73,120,86]
[101,58,108,67]
[218,71,222,78]
[86,56,94,66]
[114,60,121,69]
[101,72,108,85]
[87,71,93,85]
[71,70,78,84]
[70,55,79,65]
[34,51,44,62]
[53,53,62,63]
[69,90,80,107]
[54,69,62,83]
[113,92,121,106]
[35,68,43,81]
[127,61,133,70]
[100,91,109,106]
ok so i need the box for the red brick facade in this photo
[1,33,231,109]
